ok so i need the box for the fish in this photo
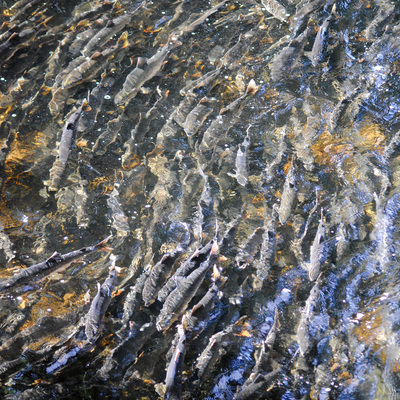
[194,316,247,384]
[114,39,181,106]
[253,308,279,376]
[309,4,336,67]
[63,31,129,90]
[157,240,214,303]
[184,266,223,340]
[47,100,88,191]
[156,241,218,331]
[269,27,311,81]
[289,0,326,38]
[233,369,283,400]
[229,128,251,187]
[264,127,287,182]
[85,257,119,341]
[261,0,290,23]
[81,13,132,57]
[278,157,297,225]
[296,278,321,356]
[164,323,187,400]
[0,121,13,168]
[142,247,184,307]
[0,236,112,293]
[92,113,124,156]
[179,68,220,97]
[327,84,361,134]
[183,97,217,138]
[236,227,264,267]
[193,168,213,241]
[106,186,130,243]
[308,209,326,281]
[174,0,228,38]
[256,204,279,280]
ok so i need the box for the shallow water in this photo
[0,0,400,398]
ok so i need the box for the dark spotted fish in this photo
[308,209,326,281]
[0,236,112,293]
[261,0,290,23]
[165,323,187,400]
[114,39,180,106]
[85,258,119,341]
[156,241,218,331]
[48,101,88,191]
[142,247,183,307]
[278,157,297,225]
[157,240,214,303]
[309,4,336,67]
[296,278,321,356]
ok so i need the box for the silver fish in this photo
[296,279,321,356]
[156,242,218,331]
[309,4,336,67]
[278,157,297,225]
[81,13,132,57]
[142,247,183,307]
[48,101,88,191]
[85,258,119,341]
[261,0,290,23]
[308,209,326,281]
[0,236,112,293]
[256,204,279,280]
[252,308,279,376]
[114,40,180,106]
[233,369,283,400]
[165,323,186,400]
[228,129,251,187]
[157,240,214,302]
[184,97,217,138]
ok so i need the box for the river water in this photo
[0,0,399,399]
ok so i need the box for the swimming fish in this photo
[308,209,326,281]
[85,257,119,341]
[156,241,218,331]
[309,4,336,67]
[0,236,112,293]
[48,100,88,191]
[278,157,297,225]
[114,39,180,106]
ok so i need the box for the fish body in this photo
[256,205,279,280]
[309,5,336,67]
[296,279,321,355]
[114,40,179,106]
[48,101,87,191]
[261,0,290,22]
[85,261,118,341]
[278,159,297,225]
[156,242,218,331]
[81,13,131,57]
[309,211,326,281]
[157,240,214,302]
[0,236,111,293]
[184,97,216,138]
[184,280,220,340]
[233,369,283,400]
[142,248,183,306]
[165,324,187,400]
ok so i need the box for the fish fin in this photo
[136,57,148,68]
[246,79,259,95]
[46,251,62,263]
[96,235,113,251]
[211,265,220,281]
[117,31,129,49]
